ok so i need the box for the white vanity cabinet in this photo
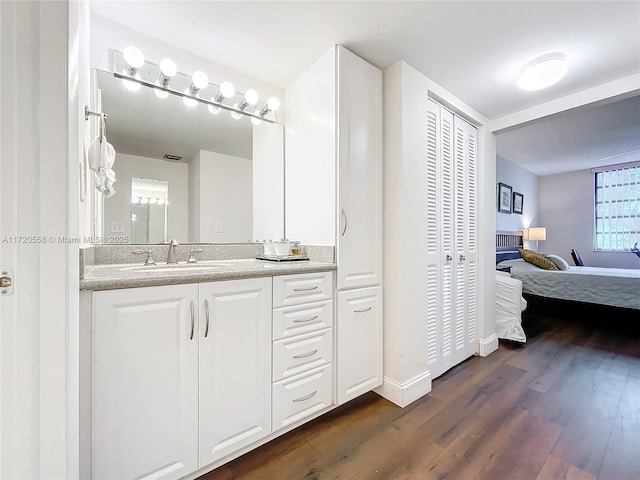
[92,284,199,480]
[271,272,335,431]
[197,278,272,466]
[336,286,383,404]
[91,277,272,480]
[285,45,383,407]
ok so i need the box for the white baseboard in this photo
[478,333,499,356]
[374,372,432,407]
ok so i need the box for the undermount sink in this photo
[122,262,228,273]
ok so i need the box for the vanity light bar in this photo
[113,48,281,125]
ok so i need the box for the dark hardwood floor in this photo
[201,307,640,480]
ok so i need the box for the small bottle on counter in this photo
[290,241,301,255]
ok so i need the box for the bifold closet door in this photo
[424,99,478,379]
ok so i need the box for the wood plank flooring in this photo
[200,305,640,480]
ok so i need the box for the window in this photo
[594,162,640,252]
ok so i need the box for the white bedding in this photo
[497,259,640,310]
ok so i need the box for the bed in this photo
[496,231,640,311]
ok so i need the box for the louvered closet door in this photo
[425,99,477,379]
[453,116,478,366]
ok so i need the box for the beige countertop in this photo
[80,258,337,291]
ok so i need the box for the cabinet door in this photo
[336,46,383,290]
[92,284,199,480]
[198,277,272,466]
[336,286,383,404]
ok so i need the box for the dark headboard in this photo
[496,231,523,263]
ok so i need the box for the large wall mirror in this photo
[93,68,285,244]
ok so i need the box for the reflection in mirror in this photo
[93,68,284,244]
[131,178,168,243]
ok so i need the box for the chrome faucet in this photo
[166,239,179,264]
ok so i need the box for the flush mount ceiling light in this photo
[517,53,568,91]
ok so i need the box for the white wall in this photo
[253,123,284,242]
[495,154,540,249]
[190,150,252,243]
[103,153,188,243]
[541,169,639,269]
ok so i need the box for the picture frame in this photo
[497,182,512,213]
[513,192,524,214]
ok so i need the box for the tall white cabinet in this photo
[286,45,383,406]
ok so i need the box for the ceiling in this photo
[90,0,640,176]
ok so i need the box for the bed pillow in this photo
[544,253,570,271]
[518,248,559,270]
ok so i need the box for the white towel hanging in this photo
[88,130,117,198]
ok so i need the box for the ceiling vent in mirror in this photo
[112,48,281,124]
[163,154,182,161]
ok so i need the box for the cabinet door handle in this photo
[445,254,453,262]
[293,285,318,292]
[189,301,195,340]
[354,306,372,313]
[459,254,466,262]
[341,209,348,236]
[204,299,210,338]
[293,315,319,323]
[293,349,318,359]
[292,390,317,402]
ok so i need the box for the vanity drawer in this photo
[272,364,333,431]
[272,300,333,340]
[272,272,334,308]
[273,328,333,381]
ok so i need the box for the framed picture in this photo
[513,192,524,214]
[497,182,512,213]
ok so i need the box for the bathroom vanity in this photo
[80,258,346,480]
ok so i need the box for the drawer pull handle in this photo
[293,315,319,323]
[189,301,195,340]
[293,286,319,292]
[354,306,373,313]
[292,390,317,403]
[293,349,318,359]
[204,299,210,338]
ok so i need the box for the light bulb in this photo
[149,198,158,205]
[219,81,235,99]
[123,46,144,69]
[251,111,262,126]
[159,58,177,77]
[154,80,169,99]
[182,95,198,108]
[140,197,149,204]
[208,99,221,115]
[267,97,280,111]
[230,103,243,119]
[131,196,140,204]
[244,89,259,106]
[157,198,166,205]
[121,69,141,92]
[191,71,209,90]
